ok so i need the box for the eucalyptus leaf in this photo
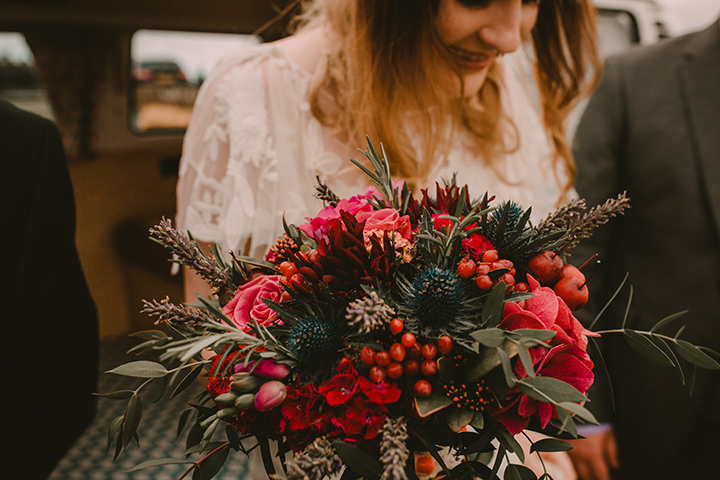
[649,310,688,333]
[505,464,538,480]
[470,411,485,431]
[530,438,574,453]
[623,330,675,367]
[106,414,124,455]
[519,376,585,404]
[130,329,172,341]
[94,389,135,400]
[517,345,536,378]
[415,391,454,418]
[332,440,382,479]
[464,428,496,455]
[198,443,231,479]
[509,329,556,343]
[498,347,517,388]
[446,407,475,433]
[124,457,196,472]
[557,401,599,425]
[674,340,720,370]
[462,340,517,383]
[471,328,506,348]
[106,360,169,379]
[122,393,142,448]
[497,429,524,463]
[171,363,203,398]
[147,375,168,404]
[482,283,507,326]
[553,407,579,437]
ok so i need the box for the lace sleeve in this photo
[176,49,283,258]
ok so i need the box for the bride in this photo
[175,0,601,478]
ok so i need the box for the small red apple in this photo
[553,275,589,311]
[561,264,586,281]
[528,250,564,285]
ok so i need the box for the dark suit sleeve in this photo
[2,101,99,479]
[571,56,628,423]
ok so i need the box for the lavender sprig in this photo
[141,297,216,329]
[536,192,631,254]
[149,218,230,292]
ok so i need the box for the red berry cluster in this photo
[278,249,328,299]
[360,318,453,398]
[527,250,590,311]
[456,249,529,294]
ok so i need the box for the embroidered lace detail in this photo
[176,44,566,262]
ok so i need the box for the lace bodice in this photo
[176,42,570,259]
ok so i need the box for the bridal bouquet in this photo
[102,139,719,480]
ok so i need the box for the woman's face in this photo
[435,0,540,96]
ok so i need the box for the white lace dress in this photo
[176,43,570,260]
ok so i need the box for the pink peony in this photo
[223,275,284,330]
[492,343,595,434]
[501,275,598,351]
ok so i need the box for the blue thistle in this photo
[407,265,464,328]
[486,200,526,239]
[287,316,340,368]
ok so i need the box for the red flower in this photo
[280,384,326,432]
[334,396,387,440]
[358,376,402,404]
[491,343,594,434]
[461,233,494,261]
[320,373,359,406]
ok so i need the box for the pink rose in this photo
[355,208,411,239]
[223,275,284,330]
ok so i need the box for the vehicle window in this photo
[0,32,55,120]
[596,9,640,58]
[130,29,260,134]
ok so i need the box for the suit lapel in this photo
[677,21,720,235]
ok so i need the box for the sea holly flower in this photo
[223,274,284,330]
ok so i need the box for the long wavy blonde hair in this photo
[290,0,600,201]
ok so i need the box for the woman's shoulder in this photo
[207,28,327,82]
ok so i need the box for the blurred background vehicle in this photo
[132,59,187,84]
